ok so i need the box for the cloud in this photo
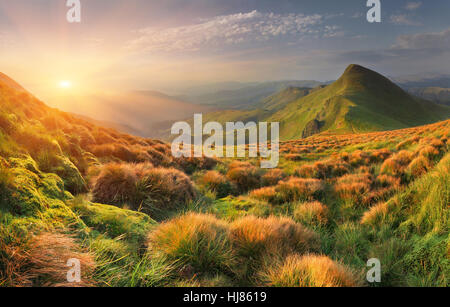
[393,28,450,50]
[334,28,450,65]
[126,10,338,53]
[390,14,422,26]
[405,2,422,10]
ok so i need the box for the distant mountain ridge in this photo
[406,87,450,106]
[190,64,450,140]
[183,80,325,110]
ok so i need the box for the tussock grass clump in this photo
[418,145,440,160]
[294,164,317,178]
[261,169,285,186]
[250,178,325,205]
[250,186,278,204]
[230,216,319,267]
[226,163,261,193]
[361,201,392,226]
[14,127,62,158]
[92,162,195,213]
[294,160,350,179]
[250,177,325,205]
[199,171,234,198]
[276,178,325,204]
[138,167,195,212]
[375,174,401,189]
[334,173,372,203]
[405,156,431,179]
[262,254,359,287]
[92,163,140,206]
[0,112,15,134]
[294,201,329,227]
[284,153,303,161]
[396,136,419,150]
[380,150,414,176]
[1,232,96,287]
[147,213,234,275]
[176,156,217,174]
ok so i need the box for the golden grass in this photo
[294,201,329,226]
[1,233,95,287]
[230,215,319,259]
[263,254,359,287]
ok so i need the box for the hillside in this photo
[1,72,449,288]
[189,65,450,141]
[183,80,325,110]
[173,85,317,141]
[268,64,450,139]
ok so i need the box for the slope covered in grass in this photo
[192,65,450,141]
[269,64,450,139]
[0,71,448,287]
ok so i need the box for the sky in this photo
[1,0,450,101]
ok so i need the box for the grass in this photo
[0,71,449,287]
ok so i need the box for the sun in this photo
[59,80,72,89]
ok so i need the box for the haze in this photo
[1,0,450,111]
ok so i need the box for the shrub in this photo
[262,255,359,287]
[147,213,234,275]
[294,201,329,226]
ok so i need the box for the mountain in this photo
[169,85,317,141]
[261,86,316,112]
[191,64,450,141]
[183,80,325,110]
[406,87,450,106]
[269,64,450,139]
